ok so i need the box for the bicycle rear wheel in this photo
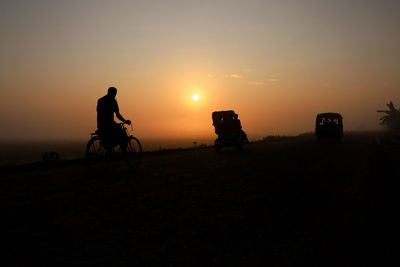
[85,136,111,174]
[123,136,142,169]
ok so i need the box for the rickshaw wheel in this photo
[236,142,243,151]
[214,139,221,152]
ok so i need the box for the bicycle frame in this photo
[85,121,142,173]
[91,122,132,148]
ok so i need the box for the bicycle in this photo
[85,122,142,173]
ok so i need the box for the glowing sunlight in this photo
[192,94,199,102]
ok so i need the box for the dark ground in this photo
[1,132,399,266]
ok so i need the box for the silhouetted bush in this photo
[42,151,60,162]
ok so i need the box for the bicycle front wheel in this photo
[124,136,142,169]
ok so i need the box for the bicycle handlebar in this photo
[117,121,131,125]
[118,121,133,131]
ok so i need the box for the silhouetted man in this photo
[97,87,131,147]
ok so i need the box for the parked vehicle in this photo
[212,110,248,152]
[315,112,343,141]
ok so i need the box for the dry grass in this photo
[1,132,399,266]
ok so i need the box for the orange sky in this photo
[1,0,399,141]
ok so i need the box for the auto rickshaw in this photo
[212,110,248,152]
[315,112,343,141]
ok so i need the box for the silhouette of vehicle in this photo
[315,112,343,141]
[212,110,247,152]
[85,122,142,173]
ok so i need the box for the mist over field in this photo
[0,138,217,164]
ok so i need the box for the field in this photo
[1,132,399,266]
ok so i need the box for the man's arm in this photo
[116,111,128,123]
[115,101,131,124]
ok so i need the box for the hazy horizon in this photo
[0,130,385,164]
[1,0,399,141]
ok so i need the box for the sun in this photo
[192,93,199,101]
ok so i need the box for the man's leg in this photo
[101,128,113,158]
[112,124,128,152]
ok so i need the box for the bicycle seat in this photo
[91,129,101,136]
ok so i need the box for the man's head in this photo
[107,87,117,98]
